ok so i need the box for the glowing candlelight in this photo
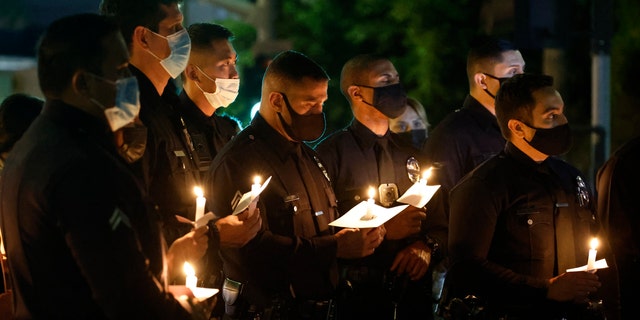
[421,167,433,185]
[184,262,197,289]
[251,176,262,199]
[248,176,261,215]
[193,186,206,222]
[587,238,598,270]
[361,187,376,220]
[368,186,375,204]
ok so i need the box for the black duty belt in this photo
[222,277,336,319]
[341,265,386,285]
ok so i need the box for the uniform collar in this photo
[349,119,393,151]
[504,141,554,174]
[251,112,300,161]
[178,90,213,125]
[463,95,500,131]
[43,99,114,148]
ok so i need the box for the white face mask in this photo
[89,75,141,132]
[146,28,191,79]
[194,66,240,108]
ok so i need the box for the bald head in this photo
[340,54,389,102]
[262,50,329,96]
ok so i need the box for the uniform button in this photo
[527,219,533,225]
[354,195,361,201]
[249,134,255,140]
[293,205,298,213]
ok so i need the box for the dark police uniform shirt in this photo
[205,113,339,306]
[0,101,190,319]
[178,90,240,176]
[422,95,505,192]
[315,120,448,318]
[447,141,618,319]
[316,120,448,263]
[132,66,199,245]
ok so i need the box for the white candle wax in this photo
[184,262,198,289]
[193,187,206,222]
[587,238,598,270]
[251,176,261,200]
[248,176,261,215]
[361,187,376,220]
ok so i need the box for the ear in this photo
[507,119,525,139]
[133,26,150,49]
[268,92,284,113]
[184,64,199,82]
[347,85,361,102]
[71,71,89,96]
[474,72,488,89]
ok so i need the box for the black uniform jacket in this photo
[178,90,240,176]
[205,113,339,306]
[423,95,505,192]
[0,101,189,319]
[316,120,448,266]
[447,142,618,318]
[132,66,199,244]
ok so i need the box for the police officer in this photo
[205,50,385,319]
[99,0,209,282]
[179,22,241,176]
[315,54,447,319]
[0,13,204,319]
[423,36,525,193]
[445,73,619,319]
[100,1,261,290]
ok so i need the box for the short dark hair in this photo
[188,23,234,50]
[495,73,554,138]
[0,93,44,154]
[264,50,329,88]
[466,35,518,79]
[99,0,182,46]
[37,13,120,97]
[340,53,388,100]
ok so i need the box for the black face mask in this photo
[277,93,326,142]
[118,123,147,163]
[397,129,427,149]
[359,83,407,118]
[523,122,572,156]
[482,72,510,100]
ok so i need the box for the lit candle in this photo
[249,176,261,215]
[193,186,206,222]
[421,167,433,185]
[587,238,598,270]
[361,187,376,220]
[251,176,262,199]
[184,262,197,289]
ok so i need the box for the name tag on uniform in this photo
[174,150,186,157]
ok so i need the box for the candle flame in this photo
[368,187,376,199]
[590,238,599,250]
[253,175,262,185]
[193,186,203,198]
[183,262,195,276]
[422,167,433,182]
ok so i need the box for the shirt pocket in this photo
[515,207,554,261]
